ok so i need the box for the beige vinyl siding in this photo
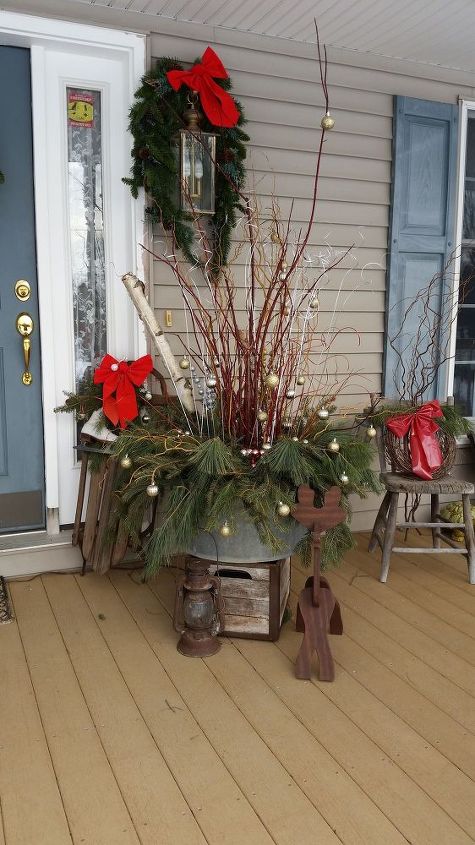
[147,21,475,530]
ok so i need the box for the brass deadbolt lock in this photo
[15,280,31,302]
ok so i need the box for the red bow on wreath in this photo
[166,47,239,128]
[94,354,153,429]
[386,400,444,480]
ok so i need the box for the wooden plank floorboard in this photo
[0,615,72,845]
[0,801,5,845]
[360,532,475,614]
[339,553,475,683]
[110,571,341,845]
[324,570,475,735]
[348,548,475,645]
[150,571,406,845]
[289,572,475,780]
[5,530,475,845]
[10,579,140,845]
[278,624,475,841]
[233,633,472,845]
[334,559,475,694]
[42,574,207,845]
[76,572,275,845]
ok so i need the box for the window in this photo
[454,112,475,415]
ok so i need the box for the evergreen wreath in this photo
[124,56,249,270]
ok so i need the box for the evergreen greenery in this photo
[110,418,380,577]
[123,56,249,270]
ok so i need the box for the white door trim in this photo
[0,11,147,532]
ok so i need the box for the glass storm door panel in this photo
[67,88,107,391]
[0,46,45,532]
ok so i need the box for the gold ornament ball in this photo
[318,407,329,419]
[328,437,340,453]
[179,357,190,370]
[262,442,272,451]
[120,454,132,470]
[367,425,377,439]
[296,374,305,385]
[277,502,291,517]
[309,296,319,310]
[340,473,349,485]
[220,521,231,537]
[146,483,159,497]
[266,373,279,388]
[321,112,335,130]
[291,436,299,442]
[257,410,268,422]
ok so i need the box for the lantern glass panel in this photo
[180,129,216,214]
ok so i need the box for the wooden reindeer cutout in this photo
[292,485,345,681]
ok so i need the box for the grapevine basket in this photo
[384,425,456,479]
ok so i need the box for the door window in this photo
[66,87,107,390]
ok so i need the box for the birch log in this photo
[122,273,194,412]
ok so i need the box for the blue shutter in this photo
[384,96,458,400]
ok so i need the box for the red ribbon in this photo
[166,47,239,128]
[94,354,153,429]
[386,400,444,480]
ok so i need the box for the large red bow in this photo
[94,354,153,429]
[166,47,239,128]
[386,400,444,480]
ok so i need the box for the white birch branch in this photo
[122,272,194,412]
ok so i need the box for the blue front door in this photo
[0,46,45,532]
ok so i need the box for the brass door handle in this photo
[16,312,34,385]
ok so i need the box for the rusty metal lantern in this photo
[173,557,224,657]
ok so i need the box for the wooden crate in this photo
[209,557,291,641]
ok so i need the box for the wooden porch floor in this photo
[2,531,475,845]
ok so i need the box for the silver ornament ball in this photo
[327,437,340,453]
[120,454,132,470]
[144,391,152,401]
[309,296,319,310]
[266,372,279,388]
[318,407,329,419]
[367,425,377,439]
[206,376,217,388]
[262,442,272,451]
[340,473,349,485]
[220,521,231,537]
[321,112,335,130]
[146,483,159,498]
[286,389,296,399]
[277,502,291,517]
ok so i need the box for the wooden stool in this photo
[369,473,475,583]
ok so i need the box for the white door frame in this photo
[0,11,147,532]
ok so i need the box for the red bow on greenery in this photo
[166,47,239,128]
[94,354,153,429]
[386,400,444,480]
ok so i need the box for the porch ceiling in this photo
[42,0,475,74]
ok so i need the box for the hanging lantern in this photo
[178,99,217,215]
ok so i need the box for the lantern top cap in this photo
[183,96,201,130]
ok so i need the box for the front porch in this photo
[2,533,474,845]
